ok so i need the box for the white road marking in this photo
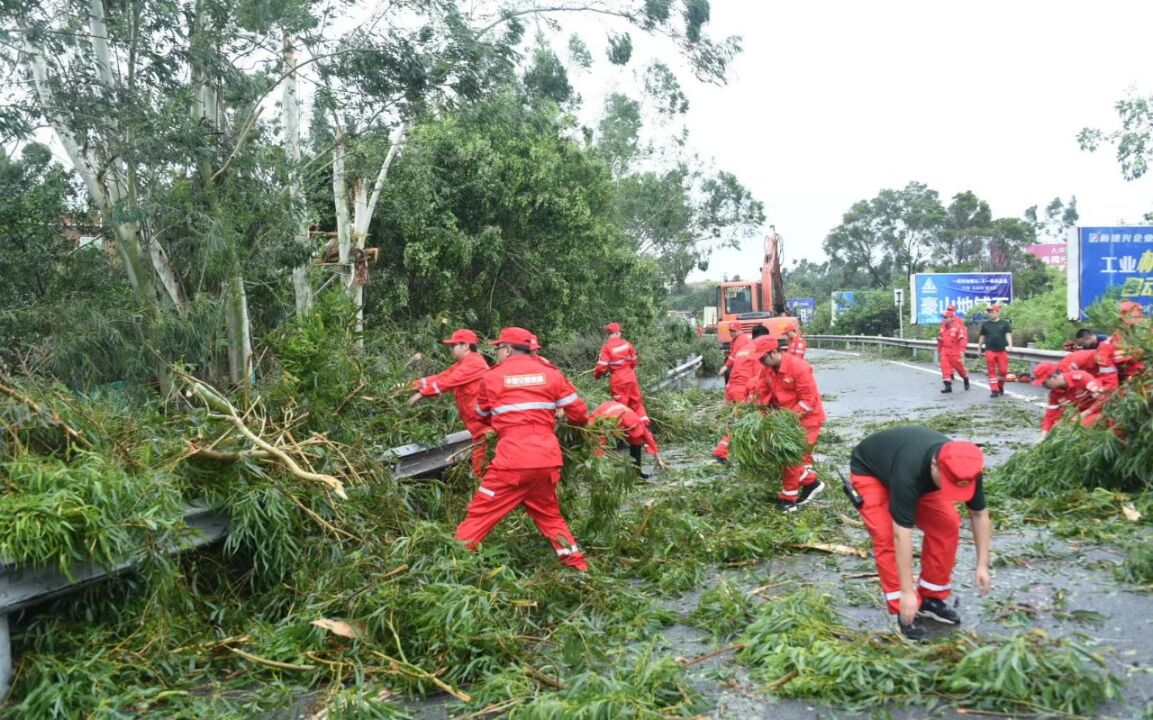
[885,360,1046,408]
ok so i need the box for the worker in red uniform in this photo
[712,328,772,462]
[455,327,591,570]
[719,326,751,384]
[751,338,826,512]
[1109,301,1147,381]
[408,328,490,477]
[977,305,1013,397]
[1032,362,1106,438]
[594,322,649,424]
[848,427,990,640]
[591,400,668,477]
[1070,329,1119,389]
[936,306,969,393]
[784,322,807,359]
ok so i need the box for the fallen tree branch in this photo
[177,371,348,499]
[767,669,798,691]
[371,651,471,702]
[675,643,746,667]
[229,647,316,672]
[523,665,566,689]
[0,377,92,448]
[788,542,868,558]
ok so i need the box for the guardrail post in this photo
[0,614,10,700]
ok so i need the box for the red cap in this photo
[489,327,536,346]
[1031,362,1058,385]
[529,334,541,351]
[604,322,622,334]
[1120,301,1144,320]
[441,328,478,345]
[987,304,1001,312]
[946,305,956,311]
[935,441,984,502]
[784,321,799,332]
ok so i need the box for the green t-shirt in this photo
[978,319,1012,351]
[849,425,986,528]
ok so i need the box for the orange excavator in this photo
[715,226,797,352]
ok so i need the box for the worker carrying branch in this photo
[408,328,490,477]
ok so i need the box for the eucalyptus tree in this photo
[3,0,311,387]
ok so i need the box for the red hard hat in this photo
[441,328,478,345]
[935,442,984,502]
[604,322,622,333]
[489,327,536,346]
[1031,362,1058,385]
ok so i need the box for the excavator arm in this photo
[761,228,787,316]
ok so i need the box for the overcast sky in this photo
[646,0,1153,282]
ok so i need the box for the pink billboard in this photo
[1027,243,1066,270]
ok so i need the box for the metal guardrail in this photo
[808,335,1066,364]
[0,502,229,699]
[387,354,705,479]
[0,355,706,698]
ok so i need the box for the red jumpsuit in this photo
[787,334,808,359]
[1042,370,1105,433]
[454,354,590,570]
[594,337,648,422]
[591,401,659,455]
[937,316,968,382]
[749,353,825,502]
[414,352,490,477]
[713,336,774,460]
[1107,332,1146,382]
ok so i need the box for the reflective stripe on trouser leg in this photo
[852,473,914,614]
[779,421,821,501]
[985,351,999,390]
[519,468,588,571]
[454,468,532,550]
[914,488,961,600]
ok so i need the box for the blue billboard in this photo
[1069,227,1153,319]
[910,273,1013,325]
[787,298,816,325]
[830,291,857,325]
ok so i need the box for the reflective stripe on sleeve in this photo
[478,486,495,497]
[432,382,442,395]
[798,401,812,412]
[1046,404,1061,410]
[1099,367,1118,373]
[884,590,903,601]
[556,546,579,556]
[475,404,491,417]
[555,393,580,407]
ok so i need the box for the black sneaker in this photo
[989,390,999,398]
[963,377,970,390]
[918,597,961,625]
[776,499,799,513]
[796,480,825,506]
[898,619,927,641]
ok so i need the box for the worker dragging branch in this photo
[408,328,490,477]
[591,400,668,478]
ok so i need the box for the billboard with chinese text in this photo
[909,273,1013,325]
[1027,243,1067,270]
[787,298,816,325]
[1067,227,1153,319]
